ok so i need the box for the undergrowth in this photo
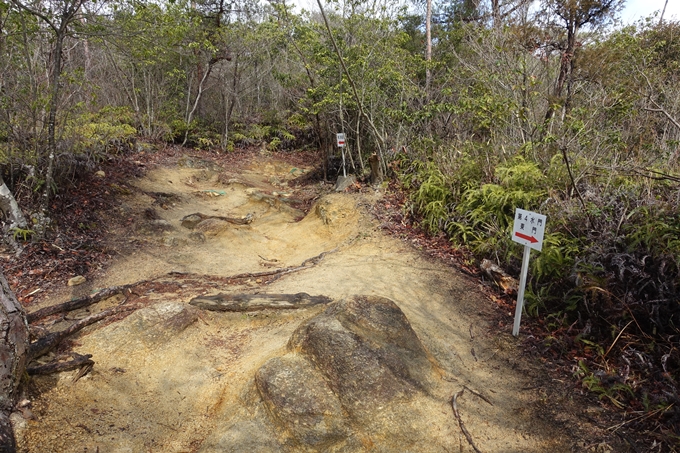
[399,146,680,447]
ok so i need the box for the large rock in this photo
[255,296,443,451]
[194,218,231,236]
[289,296,436,416]
[256,355,348,448]
[92,302,199,355]
[200,420,283,453]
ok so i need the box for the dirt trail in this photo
[17,155,574,452]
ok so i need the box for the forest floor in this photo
[2,146,639,452]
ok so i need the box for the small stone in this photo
[256,279,262,283]
[189,231,206,243]
[161,236,178,247]
[181,214,203,230]
[194,218,229,236]
[68,276,86,286]
[95,170,105,178]
[150,219,172,228]
[334,174,356,192]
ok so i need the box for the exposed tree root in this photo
[25,249,336,376]
[463,385,494,406]
[28,304,135,361]
[451,389,483,453]
[27,282,146,324]
[27,353,94,376]
[238,249,337,283]
[190,292,332,312]
[169,249,337,283]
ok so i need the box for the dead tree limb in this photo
[181,212,253,227]
[463,385,494,406]
[27,353,94,376]
[190,293,332,312]
[28,305,135,361]
[451,390,483,453]
[27,282,144,324]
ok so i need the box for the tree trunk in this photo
[425,0,432,94]
[659,0,669,25]
[491,0,500,27]
[0,174,27,232]
[42,28,66,214]
[543,22,576,129]
[221,54,240,151]
[183,60,214,146]
[0,272,30,452]
[369,153,383,184]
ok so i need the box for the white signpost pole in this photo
[510,208,547,337]
[512,245,531,337]
[336,133,347,177]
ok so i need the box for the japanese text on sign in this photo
[511,208,547,252]
[336,133,346,147]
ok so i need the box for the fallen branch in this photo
[451,390,483,453]
[29,304,135,361]
[27,353,94,376]
[27,282,144,324]
[463,385,494,406]
[190,292,332,312]
[181,212,253,226]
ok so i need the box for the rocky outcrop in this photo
[256,356,348,448]
[255,296,442,451]
[288,296,437,415]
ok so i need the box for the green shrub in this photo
[65,107,137,156]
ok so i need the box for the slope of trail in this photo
[17,155,574,452]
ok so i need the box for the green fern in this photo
[11,227,35,241]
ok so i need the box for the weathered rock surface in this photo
[314,198,350,225]
[334,174,356,192]
[195,218,231,236]
[255,296,444,451]
[93,302,198,355]
[188,231,206,242]
[181,213,203,230]
[256,355,348,448]
[149,219,174,231]
[67,275,86,286]
[199,420,283,453]
[289,296,436,415]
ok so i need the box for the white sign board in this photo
[511,208,547,252]
[511,208,547,336]
[336,133,346,147]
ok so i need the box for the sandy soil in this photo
[16,154,577,452]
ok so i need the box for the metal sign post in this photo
[336,133,346,177]
[511,208,547,337]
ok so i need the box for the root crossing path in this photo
[18,154,573,452]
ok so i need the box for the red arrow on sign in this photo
[514,231,538,243]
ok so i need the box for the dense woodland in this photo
[0,0,679,448]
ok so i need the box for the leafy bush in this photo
[65,107,137,157]
[401,143,680,429]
